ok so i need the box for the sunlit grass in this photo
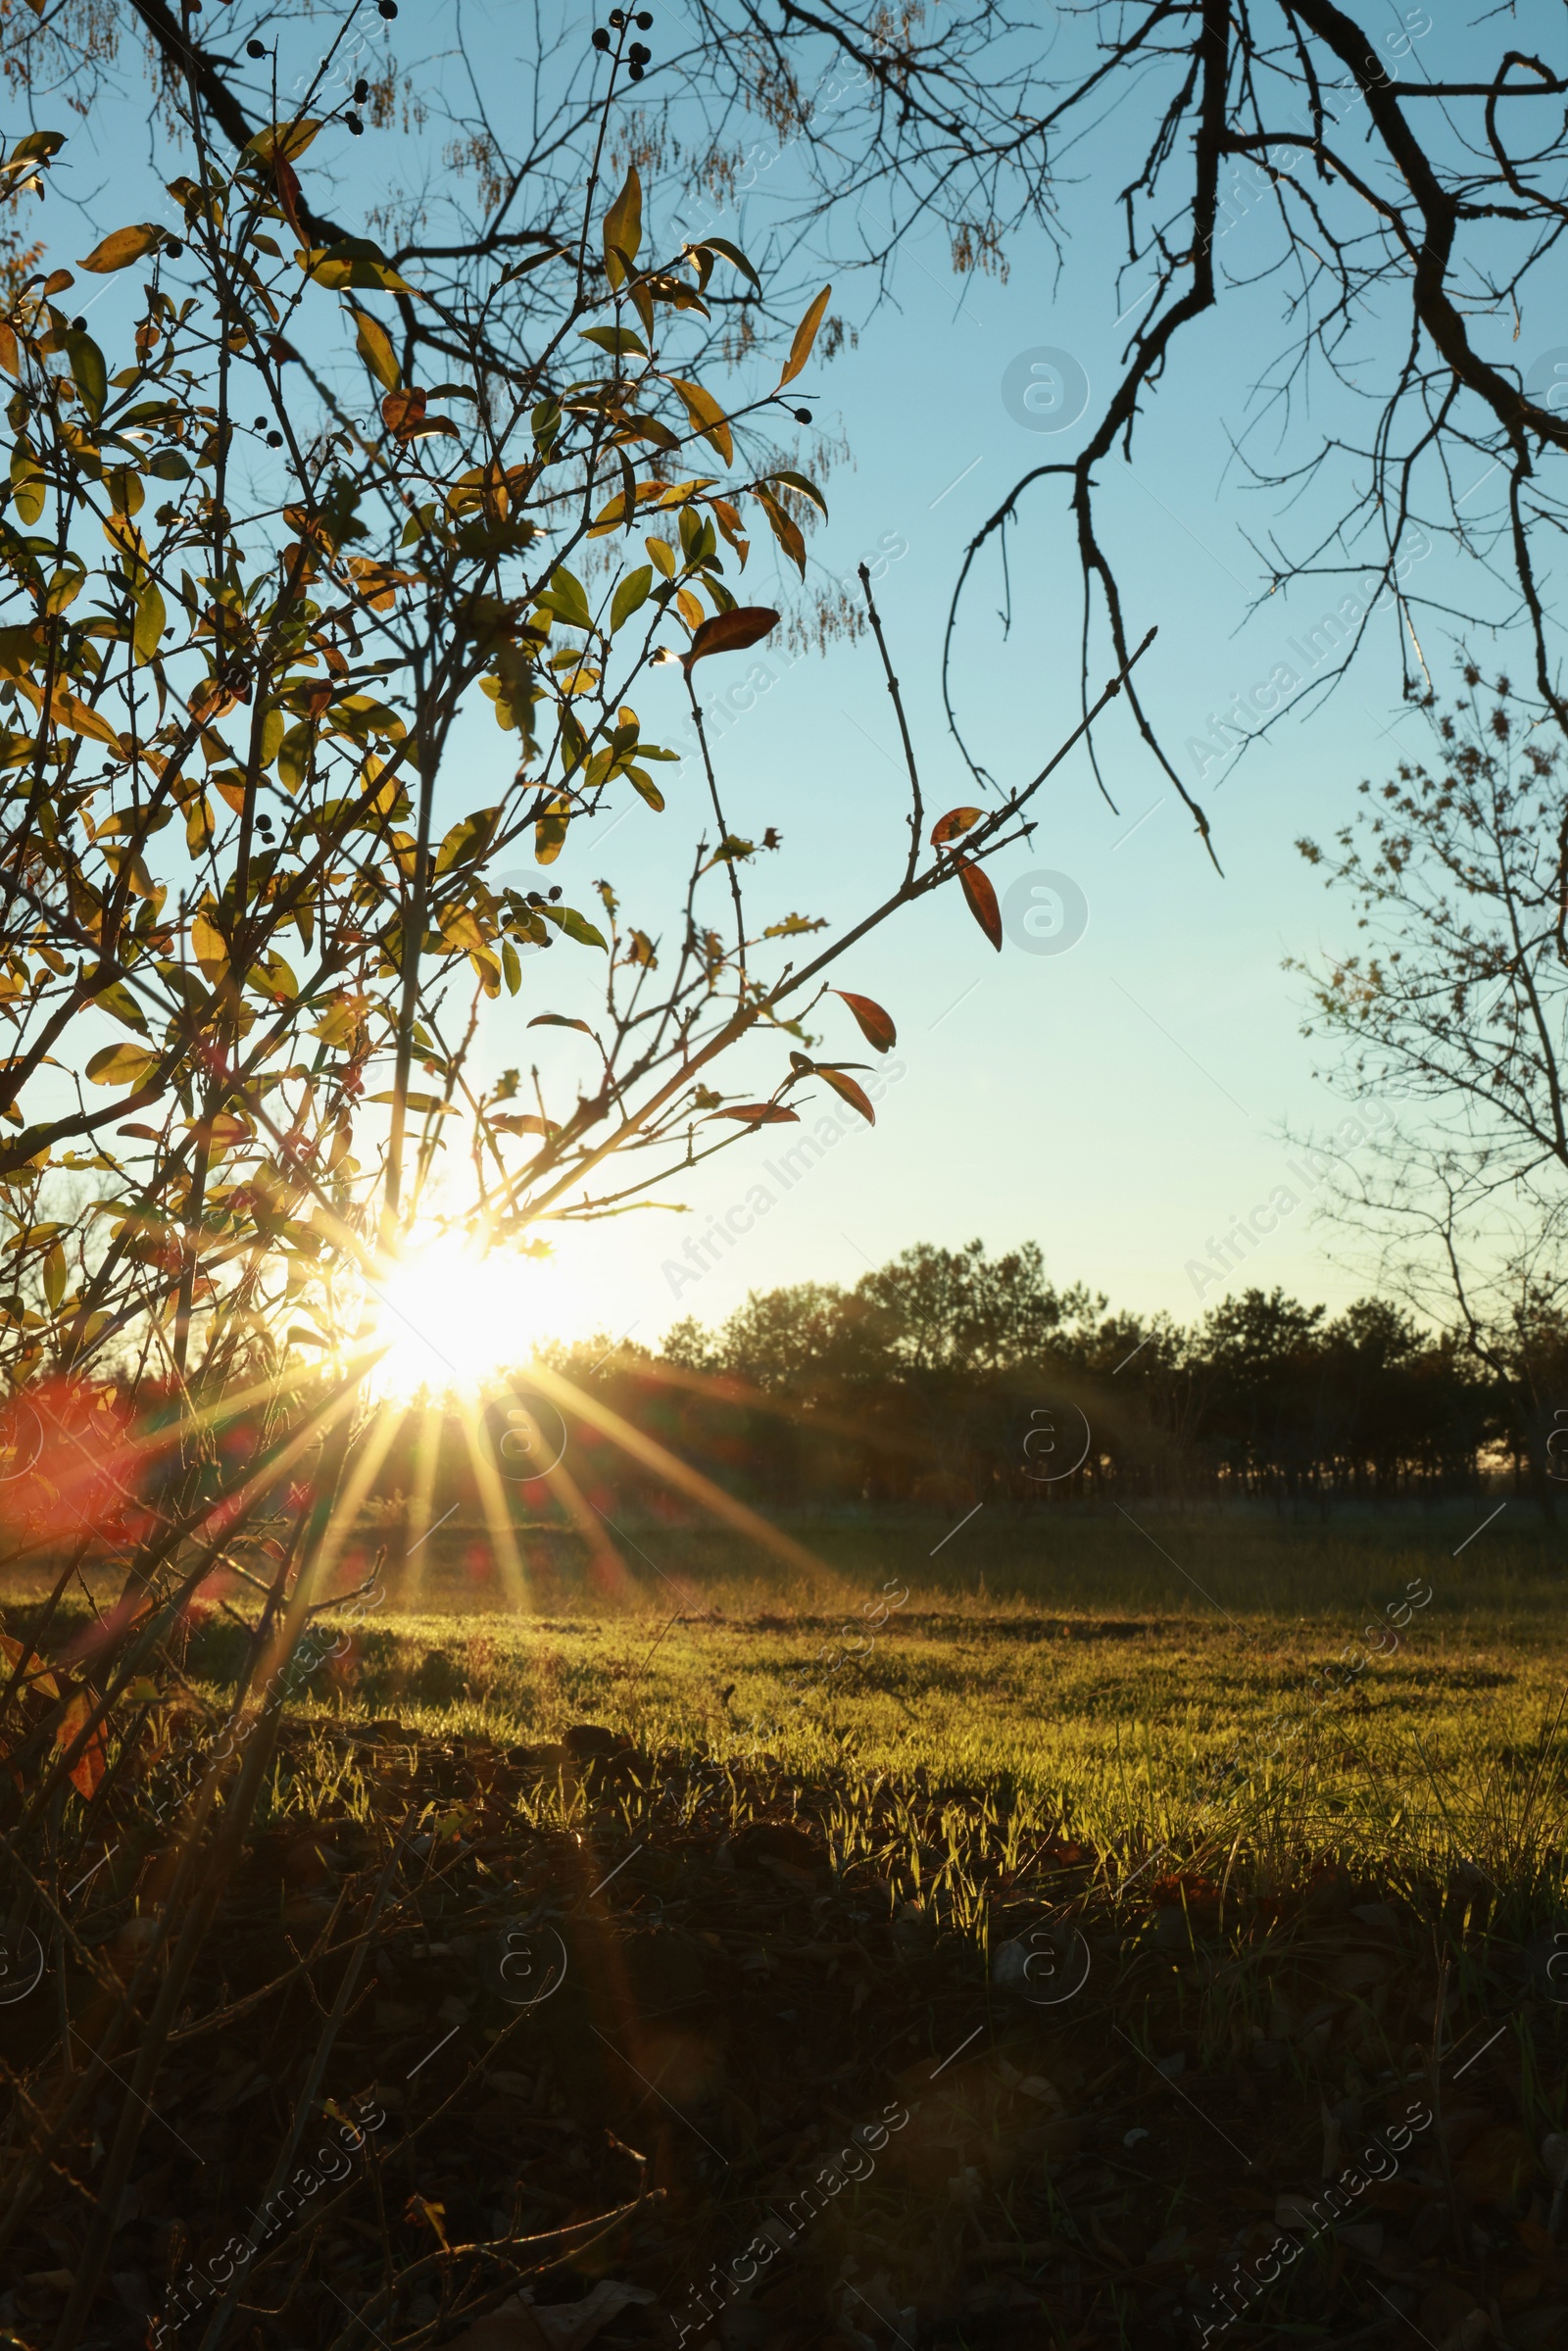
[79,1502,1562,1897]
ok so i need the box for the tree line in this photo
[519,1239,1562,1514]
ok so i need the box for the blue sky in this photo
[47,0,1543,1350]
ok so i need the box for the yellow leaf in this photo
[244,117,321,167]
[190,910,227,979]
[183,794,214,857]
[79,223,164,273]
[103,513,148,571]
[0,1633,59,1700]
[48,688,123,751]
[778,283,831,389]
[132,581,165,665]
[440,906,486,955]
[535,795,571,865]
[603,165,642,289]
[350,306,399,392]
[367,1090,456,1114]
[84,1042,157,1089]
[669,378,732,465]
[55,1690,107,1799]
[311,997,363,1048]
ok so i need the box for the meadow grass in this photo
[8,1502,1567,2350]
[79,1497,1566,1902]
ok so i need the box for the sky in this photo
[41,0,1552,1354]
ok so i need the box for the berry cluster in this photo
[592,8,654,77]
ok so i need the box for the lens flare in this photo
[366,1236,538,1399]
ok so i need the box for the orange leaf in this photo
[931,806,982,847]
[817,1067,874,1124]
[833,989,896,1053]
[275,157,306,244]
[683,606,780,670]
[489,1112,558,1138]
[710,1103,801,1124]
[0,1629,57,1699]
[956,857,1003,952]
[778,283,830,389]
[55,1690,107,1799]
[382,387,427,442]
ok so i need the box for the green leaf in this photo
[434,806,500,875]
[367,1090,455,1114]
[10,454,43,527]
[610,565,653,634]
[249,952,299,1002]
[302,240,413,293]
[542,905,608,951]
[43,1244,66,1309]
[85,1042,158,1089]
[627,766,664,812]
[132,581,165,665]
[278,720,315,793]
[66,330,108,422]
[579,325,648,358]
[502,939,521,995]
[539,565,593,633]
[92,979,148,1033]
[602,165,643,289]
[349,305,400,392]
[259,704,284,766]
[694,235,760,290]
[766,468,829,519]
[0,625,39,679]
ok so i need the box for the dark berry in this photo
[70,316,86,332]
[354,75,368,99]
[794,408,811,423]
[165,238,183,258]
[592,24,610,46]
[549,885,563,901]
[346,112,364,133]
[246,36,266,55]
[628,41,649,61]
[267,431,284,448]
[635,9,652,24]
[627,59,643,76]
[609,8,625,23]
[253,414,267,428]
[377,1,397,17]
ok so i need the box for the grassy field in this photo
[11,1502,1568,2350]
[63,1497,1567,1893]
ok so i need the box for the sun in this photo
[365,1235,542,1400]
